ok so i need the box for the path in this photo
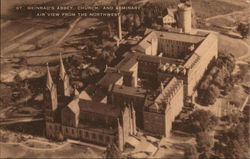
[67,139,106,151]
[205,8,249,21]
[0,118,44,126]
[55,17,81,46]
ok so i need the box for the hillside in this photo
[192,0,248,19]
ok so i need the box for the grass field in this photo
[0,142,103,158]
[192,0,247,19]
[218,34,249,58]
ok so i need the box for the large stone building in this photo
[44,2,218,150]
[45,58,136,151]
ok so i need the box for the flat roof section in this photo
[112,85,147,98]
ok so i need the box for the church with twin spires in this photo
[44,1,218,151]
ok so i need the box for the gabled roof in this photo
[136,31,158,51]
[115,55,138,71]
[67,99,80,115]
[97,72,123,88]
[83,84,108,102]
[194,33,218,56]
[79,99,121,117]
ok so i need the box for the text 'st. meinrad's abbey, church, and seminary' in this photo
[44,1,218,151]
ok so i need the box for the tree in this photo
[216,122,249,159]
[209,85,220,97]
[223,112,240,124]
[202,89,217,105]
[190,109,218,133]
[237,23,249,39]
[184,145,198,159]
[85,40,97,56]
[213,71,225,88]
[196,131,214,153]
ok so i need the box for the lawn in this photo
[192,0,246,19]
[218,34,249,58]
[0,142,104,158]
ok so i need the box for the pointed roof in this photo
[46,63,53,90]
[59,53,66,80]
[131,105,135,113]
[74,88,80,96]
[117,118,122,128]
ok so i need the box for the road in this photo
[0,118,44,126]
[55,17,81,46]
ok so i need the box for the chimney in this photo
[117,0,122,40]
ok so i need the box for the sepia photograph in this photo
[0,0,249,158]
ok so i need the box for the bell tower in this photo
[44,63,58,122]
[58,53,71,97]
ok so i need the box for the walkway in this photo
[67,139,106,151]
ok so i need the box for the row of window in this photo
[159,39,192,45]
[78,130,111,142]
[48,124,60,131]
[63,127,112,143]
[47,124,113,144]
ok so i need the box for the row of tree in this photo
[183,109,219,159]
[197,53,235,106]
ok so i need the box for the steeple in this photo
[59,53,66,80]
[73,88,80,100]
[46,63,53,90]
[58,53,71,97]
[131,105,137,135]
[117,117,124,151]
[44,63,58,122]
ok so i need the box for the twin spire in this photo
[46,63,53,90]
[59,53,66,81]
[46,53,67,91]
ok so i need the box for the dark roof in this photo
[137,54,184,65]
[79,99,121,117]
[97,72,123,88]
[84,84,108,102]
[112,85,147,98]
[115,55,138,71]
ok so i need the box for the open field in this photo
[0,142,103,158]
[192,0,248,19]
[206,8,250,31]
[0,0,249,158]
[218,34,249,58]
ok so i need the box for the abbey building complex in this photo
[44,2,218,151]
